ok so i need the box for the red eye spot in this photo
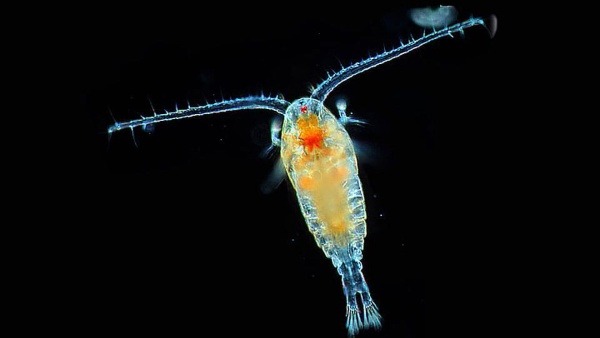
[300,105,308,114]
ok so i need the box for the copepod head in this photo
[282,98,334,154]
[285,98,330,123]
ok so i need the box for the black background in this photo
[73,2,519,337]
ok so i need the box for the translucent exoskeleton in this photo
[108,16,496,337]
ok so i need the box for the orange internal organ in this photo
[298,175,316,191]
[332,165,349,181]
[297,114,325,153]
[312,161,353,240]
[297,158,353,240]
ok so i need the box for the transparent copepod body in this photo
[280,98,367,265]
[280,98,380,335]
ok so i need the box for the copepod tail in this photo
[335,255,382,336]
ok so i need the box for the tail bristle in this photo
[362,302,382,330]
[346,306,363,337]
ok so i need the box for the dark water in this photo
[76,3,514,337]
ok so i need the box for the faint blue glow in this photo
[141,123,155,134]
[409,5,458,29]
[336,98,347,112]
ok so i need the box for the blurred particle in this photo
[409,5,458,29]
